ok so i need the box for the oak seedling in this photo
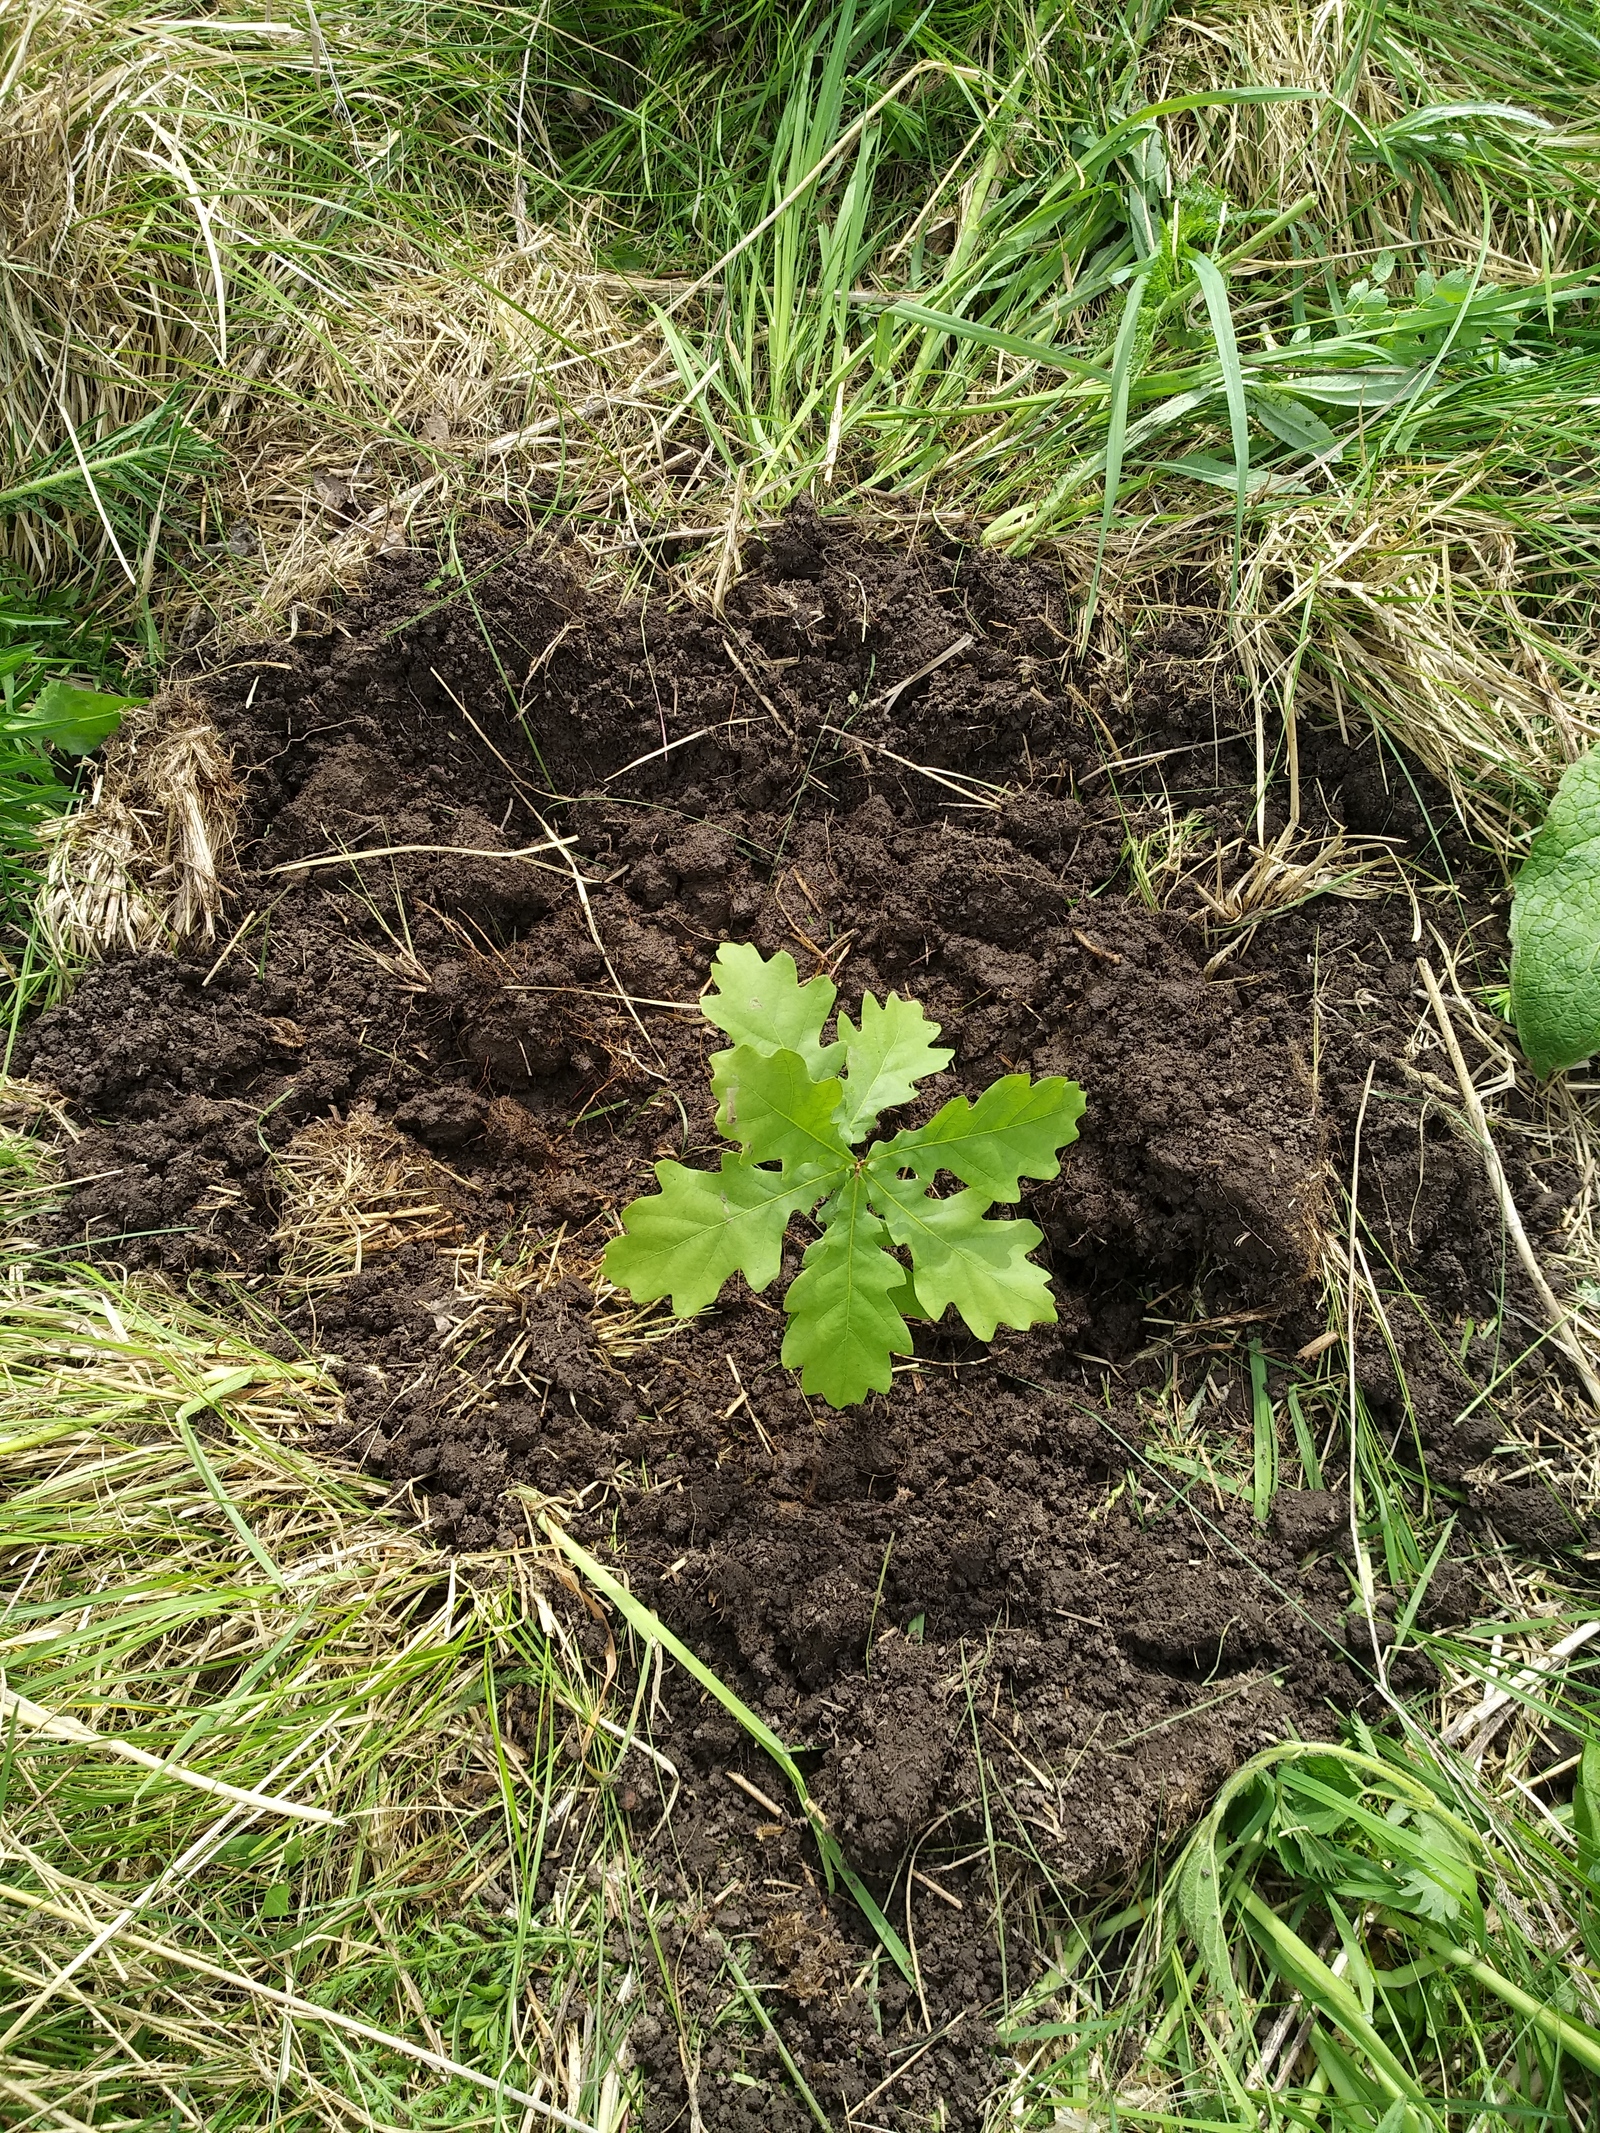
[602,943,1085,1407]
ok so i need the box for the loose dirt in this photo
[24,508,1566,2127]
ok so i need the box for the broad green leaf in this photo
[710,1045,852,1172]
[15,679,140,755]
[834,992,952,1143]
[780,1175,912,1407]
[886,1073,1085,1198]
[868,1172,1055,1339]
[884,1265,932,1322]
[1392,1811,1474,1925]
[1511,749,1600,1075]
[702,941,843,1076]
[1175,1836,1246,2039]
[601,1156,825,1315]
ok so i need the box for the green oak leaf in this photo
[702,941,844,1077]
[601,1156,824,1316]
[868,1170,1056,1339]
[1511,750,1600,1076]
[834,991,953,1143]
[710,1045,853,1172]
[885,1074,1086,1198]
[780,1174,913,1405]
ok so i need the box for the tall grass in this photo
[10,0,1600,833]
[0,1249,649,2130]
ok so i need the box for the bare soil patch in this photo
[25,510,1552,2126]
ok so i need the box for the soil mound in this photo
[25,510,1532,2126]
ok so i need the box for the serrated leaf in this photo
[602,1156,828,1316]
[702,941,844,1076]
[834,991,952,1142]
[1176,1836,1245,2038]
[1511,750,1600,1075]
[711,1045,853,1171]
[868,1171,1055,1339]
[780,1175,912,1407]
[885,1073,1085,1198]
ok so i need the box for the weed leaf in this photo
[1510,748,1600,1075]
[868,1174,1055,1338]
[1249,384,1343,459]
[887,1074,1086,1197]
[834,991,952,1142]
[18,679,138,755]
[1190,253,1250,587]
[781,1174,912,1405]
[602,1156,827,1316]
[1175,1836,1245,2038]
[702,940,843,1075]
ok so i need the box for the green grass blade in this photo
[1191,252,1250,595]
[538,1514,916,1986]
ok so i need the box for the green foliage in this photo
[0,590,141,920]
[602,942,1084,1407]
[1005,1731,1600,2127]
[1510,748,1600,1075]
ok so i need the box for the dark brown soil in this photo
[23,508,1566,2127]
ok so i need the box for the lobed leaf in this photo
[885,1073,1085,1198]
[869,1171,1056,1339]
[710,1045,853,1173]
[702,941,844,1077]
[601,1156,824,1317]
[833,991,952,1142]
[780,1174,912,1407]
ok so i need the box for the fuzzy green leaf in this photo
[601,1156,824,1316]
[711,1045,853,1172]
[885,1073,1086,1198]
[780,1174,912,1406]
[1511,750,1600,1076]
[702,941,844,1076]
[869,1171,1056,1338]
[19,679,140,755]
[834,992,953,1143]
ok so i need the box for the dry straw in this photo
[272,1106,465,1282]
[34,685,241,957]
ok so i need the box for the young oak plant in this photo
[602,944,1086,1408]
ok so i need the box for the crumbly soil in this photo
[23,508,1574,2127]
